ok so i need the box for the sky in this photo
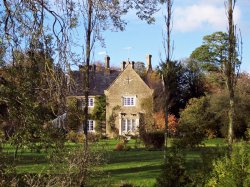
[93,0,250,73]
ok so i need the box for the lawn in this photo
[2,138,226,186]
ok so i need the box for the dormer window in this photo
[123,96,135,106]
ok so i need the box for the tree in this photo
[134,61,146,78]
[92,95,106,134]
[190,32,229,72]
[181,59,206,107]
[225,0,241,149]
[208,73,250,139]
[159,0,174,157]
[158,60,183,153]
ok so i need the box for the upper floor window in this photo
[123,96,135,106]
[79,98,94,109]
[88,98,94,107]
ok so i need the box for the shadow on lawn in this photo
[105,164,161,175]
[107,150,164,164]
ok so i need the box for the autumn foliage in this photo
[153,111,178,136]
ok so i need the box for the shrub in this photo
[115,143,124,151]
[155,148,192,187]
[175,97,213,148]
[76,133,85,143]
[66,130,78,142]
[206,142,250,187]
[141,131,164,149]
[87,133,100,142]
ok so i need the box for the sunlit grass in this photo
[2,138,228,186]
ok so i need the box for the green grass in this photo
[2,138,226,186]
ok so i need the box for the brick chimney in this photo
[105,55,110,74]
[105,55,110,69]
[132,61,135,69]
[146,54,152,72]
[121,61,126,70]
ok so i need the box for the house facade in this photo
[105,61,153,137]
[70,55,154,137]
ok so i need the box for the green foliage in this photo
[141,131,164,149]
[190,32,229,72]
[158,60,184,108]
[206,142,250,187]
[155,148,192,187]
[175,97,216,148]
[108,105,121,135]
[134,61,146,78]
[66,97,82,131]
[209,80,250,139]
[182,59,206,100]
[140,97,154,131]
[92,95,106,134]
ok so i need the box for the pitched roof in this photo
[69,68,120,96]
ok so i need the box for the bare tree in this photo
[159,0,174,157]
[224,0,241,150]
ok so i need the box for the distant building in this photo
[69,54,154,137]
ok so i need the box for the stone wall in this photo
[105,63,153,137]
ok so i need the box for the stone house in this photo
[70,55,154,137]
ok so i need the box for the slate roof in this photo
[69,68,120,96]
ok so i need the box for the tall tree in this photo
[225,0,241,149]
[159,0,174,157]
[190,32,229,72]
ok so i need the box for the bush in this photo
[66,130,78,142]
[87,133,100,142]
[115,143,124,151]
[142,131,164,149]
[206,142,250,187]
[155,148,192,187]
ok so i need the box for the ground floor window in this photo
[121,119,137,134]
[79,120,95,133]
[87,120,95,132]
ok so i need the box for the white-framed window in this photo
[121,119,137,134]
[123,96,135,106]
[88,98,94,107]
[87,120,95,132]
[81,98,94,109]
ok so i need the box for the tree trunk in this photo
[163,0,172,159]
[166,0,171,62]
[83,0,93,149]
[227,0,235,151]
[164,105,168,158]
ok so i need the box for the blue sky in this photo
[93,0,250,73]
